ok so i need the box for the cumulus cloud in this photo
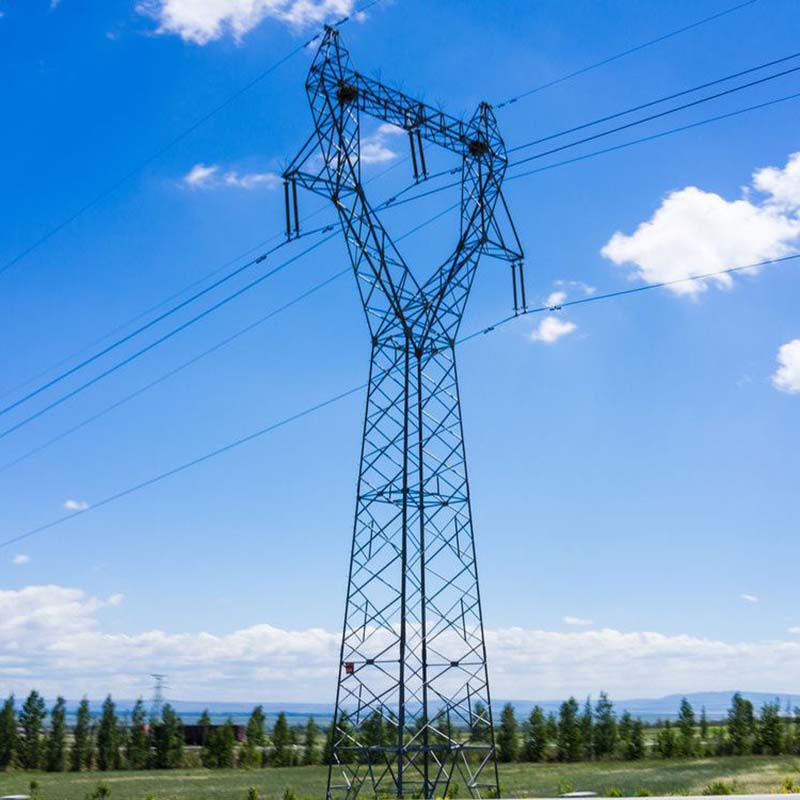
[563,616,593,627]
[602,152,800,297]
[63,499,89,511]
[530,316,576,344]
[138,0,355,45]
[182,163,280,190]
[544,291,567,308]
[739,593,759,604]
[772,339,800,395]
[360,123,404,165]
[4,584,800,699]
[12,554,30,565]
[182,163,219,188]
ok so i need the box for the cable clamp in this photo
[256,255,267,263]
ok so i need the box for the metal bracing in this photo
[284,27,524,800]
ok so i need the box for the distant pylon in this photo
[149,673,167,721]
[284,27,524,800]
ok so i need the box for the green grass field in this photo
[2,757,800,800]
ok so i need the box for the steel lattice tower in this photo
[285,28,525,800]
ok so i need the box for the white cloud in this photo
[138,0,355,45]
[530,316,577,344]
[544,290,567,308]
[223,170,281,190]
[772,339,800,395]
[739,593,759,604]
[63,499,89,511]
[182,163,281,190]
[602,152,800,297]
[12,554,30,565]
[788,627,800,635]
[5,584,800,699]
[183,162,219,188]
[555,279,596,296]
[360,124,402,165]
[563,616,592,627]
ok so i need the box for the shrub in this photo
[780,777,796,794]
[87,784,112,800]
[557,782,575,796]
[636,790,652,797]
[246,788,259,800]
[702,781,734,796]
[605,788,623,798]
[283,787,298,800]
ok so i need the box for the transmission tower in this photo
[285,28,525,800]
[149,673,167,721]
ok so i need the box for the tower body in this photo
[285,29,524,800]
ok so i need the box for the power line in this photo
[0,233,338,441]
[495,0,760,109]
[3,250,795,551]
[0,0,385,280]
[505,89,800,183]
[508,62,800,166]
[507,50,800,154]
[0,197,460,461]
[1,155,405,408]
[0,268,350,474]
[379,87,800,211]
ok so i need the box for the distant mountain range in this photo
[68,691,796,725]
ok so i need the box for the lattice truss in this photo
[284,28,525,800]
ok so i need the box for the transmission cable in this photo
[0,0,385,279]
[508,61,800,166]
[0,196,461,456]
[0,233,338,442]
[495,0,760,109]
[3,249,795,551]
[508,51,800,154]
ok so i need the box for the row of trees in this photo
[0,692,187,772]
[494,692,800,763]
[2,690,798,772]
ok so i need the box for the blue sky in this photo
[1,0,799,702]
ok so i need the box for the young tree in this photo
[700,706,709,742]
[523,706,548,763]
[593,692,617,759]
[152,704,184,769]
[676,698,696,757]
[618,710,633,754]
[19,690,47,769]
[0,696,17,771]
[71,698,93,771]
[126,699,149,770]
[271,712,292,767]
[580,698,594,761]
[302,717,319,766]
[45,697,67,772]
[97,695,121,771]
[727,693,755,755]
[497,703,518,763]
[757,700,783,755]
[557,698,582,762]
[546,712,558,745]
[626,719,646,761]
[655,720,676,759]
[207,719,237,768]
[360,711,386,749]
[240,706,267,768]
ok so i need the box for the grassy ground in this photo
[2,757,800,800]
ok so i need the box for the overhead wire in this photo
[0,191,462,465]
[3,249,796,551]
